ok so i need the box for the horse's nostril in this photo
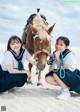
[37,63,46,71]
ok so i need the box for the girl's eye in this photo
[16,42,19,44]
[11,41,20,45]
[60,44,63,46]
[11,43,15,45]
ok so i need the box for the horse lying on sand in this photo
[22,10,55,85]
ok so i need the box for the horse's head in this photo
[29,21,55,71]
[33,39,51,71]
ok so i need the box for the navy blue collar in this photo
[8,48,25,61]
[53,49,71,58]
[62,49,71,58]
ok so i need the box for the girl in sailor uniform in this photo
[0,35,36,93]
[45,36,80,100]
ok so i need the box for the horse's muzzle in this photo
[37,63,46,71]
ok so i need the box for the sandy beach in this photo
[0,68,80,112]
[0,45,80,112]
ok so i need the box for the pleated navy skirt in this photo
[45,69,80,94]
[0,65,27,93]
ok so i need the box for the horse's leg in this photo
[27,63,33,84]
[37,71,42,86]
[36,67,39,74]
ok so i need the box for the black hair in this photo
[56,36,70,46]
[7,35,22,51]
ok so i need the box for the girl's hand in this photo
[6,64,31,78]
[54,51,60,61]
[22,70,31,78]
[54,51,60,68]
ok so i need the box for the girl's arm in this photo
[63,64,68,69]
[55,51,60,68]
[29,60,37,66]
[25,49,37,66]
[6,64,31,78]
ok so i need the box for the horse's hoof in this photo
[37,82,42,86]
[27,80,33,85]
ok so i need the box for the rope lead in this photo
[48,52,65,79]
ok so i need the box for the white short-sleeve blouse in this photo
[1,49,33,71]
[63,52,77,71]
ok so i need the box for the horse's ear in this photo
[47,23,55,35]
[29,24,37,34]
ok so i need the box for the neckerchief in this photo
[9,48,25,70]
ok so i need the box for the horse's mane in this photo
[33,13,51,41]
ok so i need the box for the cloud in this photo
[0,0,80,46]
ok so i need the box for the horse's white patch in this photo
[33,13,51,41]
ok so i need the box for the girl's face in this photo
[10,39,21,55]
[55,39,68,52]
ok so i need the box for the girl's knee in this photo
[45,76,51,84]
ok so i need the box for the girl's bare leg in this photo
[53,73,68,88]
[45,76,60,86]
[45,73,68,88]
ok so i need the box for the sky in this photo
[0,0,80,46]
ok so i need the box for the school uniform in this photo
[0,48,33,93]
[46,49,80,94]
